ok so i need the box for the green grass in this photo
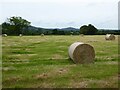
[2,35,118,88]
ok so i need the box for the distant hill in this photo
[28,26,118,31]
[25,26,119,35]
[60,27,79,31]
[2,24,119,35]
[26,26,79,31]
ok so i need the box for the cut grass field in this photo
[2,35,118,88]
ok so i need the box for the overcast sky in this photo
[0,0,119,29]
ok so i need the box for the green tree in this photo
[2,16,31,35]
[79,25,88,35]
[80,24,98,35]
[52,29,58,35]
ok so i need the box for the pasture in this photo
[2,35,118,88]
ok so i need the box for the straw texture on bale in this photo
[68,42,95,64]
[105,34,115,40]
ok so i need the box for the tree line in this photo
[1,16,120,35]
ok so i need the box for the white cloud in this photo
[1,0,119,3]
[0,0,118,29]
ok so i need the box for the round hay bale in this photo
[80,34,84,37]
[19,34,22,37]
[105,34,115,40]
[41,33,44,37]
[2,34,7,37]
[68,42,95,64]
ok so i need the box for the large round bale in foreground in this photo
[68,42,95,64]
[105,34,115,40]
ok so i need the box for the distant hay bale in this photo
[105,34,115,40]
[2,34,7,37]
[19,34,22,37]
[41,33,44,37]
[80,34,84,37]
[68,42,95,64]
